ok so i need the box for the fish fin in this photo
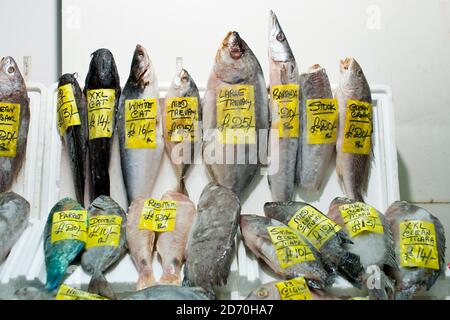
[88,274,116,300]
[337,230,354,245]
[136,269,156,290]
[338,251,364,288]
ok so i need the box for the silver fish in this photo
[246,281,340,300]
[123,285,210,300]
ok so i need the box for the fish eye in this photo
[356,69,362,77]
[7,66,14,74]
[181,76,189,82]
[256,288,269,298]
[276,32,285,42]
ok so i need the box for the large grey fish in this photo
[267,11,299,201]
[246,281,340,300]
[202,31,269,199]
[0,57,30,192]
[84,48,121,201]
[240,214,334,289]
[335,58,372,201]
[184,183,240,296]
[328,197,396,299]
[162,69,201,195]
[81,196,127,299]
[117,45,163,203]
[264,201,363,287]
[298,65,336,191]
[57,74,88,205]
[0,192,30,264]
[385,201,446,300]
[123,285,210,300]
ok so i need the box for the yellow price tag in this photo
[350,297,369,300]
[342,99,372,155]
[0,102,20,157]
[165,97,198,142]
[339,202,384,237]
[399,220,440,270]
[56,84,81,136]
[216,85,255,144]
[271,84,299,138]
[56,284,108,300]
[288,205,341,250]
[306,98,338,144]
[139,198,177,232]
[124,98,157,148]
[86,215,122,249]
[267,226,315,269]
[275,277,312,300]
[51,210,87,244]
[87,89,115,140]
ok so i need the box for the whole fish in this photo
[240,214,334,289]
[202,31,269,199]
[267,10,300,201]
[81,196,127,299]
[0,57,30,192]
[0,192,30,264]
[385,201,446,300]
[246,281,340,300]
[184,183,240,296]
[264,201,364,287]
[84,48,121,201]
[162,68,201,195]
[123,285,210,300]
[298,65,335,191]
[328,197,396,299]
[117,45,163,203]
[57,74,88,205]
[335,58,372,201]
[126,196,156,290]
[43,198,87,291]
[156,190,197,285]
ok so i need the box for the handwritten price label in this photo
[56,84,81,136]
[125,98,157,148]
[87,89,115,140]
[399,220,439,270]
[216,85,255,144]
[86,215,122,249]
[339,202,383,237]
[271,84,299,138]
[139,198,177,232]
[275,277,312,300]
[267,226,315,269]
[306,98,338,144]
[51,210,87,243]
[165,97,198,142]
[288,205,341,250]
[0,102,20,157]
[56,284,108,300]
[342,100,372,155]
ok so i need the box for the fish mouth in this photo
[134,44,151,81]
[307,64,323,73]
[340,57,353,72]
[223,31,244,60]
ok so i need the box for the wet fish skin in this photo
[0,192,30,264]
[84,48,121,201]
[385,201,446,300]
[123,285,210,300]
[246,281,340,300]
[117,45,163,203]
[0,57,30,192]
[156,190,196,285]
[44,198,86,291]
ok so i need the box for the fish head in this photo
[0,56,26,92]
[339,57,370,97]
[269,10,294,62]
[172,68,198,97]
[88,48,118,81]
[130,44,154,86]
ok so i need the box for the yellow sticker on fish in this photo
[125,98,157,148]
[51,210,87,243]
[139,198,177,232]
[56,84,81,136]
[165,97,199,142]
[86,215,122,249]
[342,99,372,155]
[271,84,299,138]
[87,89,115,140]
[275,277,312,300]
[339,202,384,237]
[267,226,315,269]
[217,85,255,144]
[56,284,108,300]
[306,98,338,144]
[288,205,341,250]
[399,220,440,270]
[0,102,20,157]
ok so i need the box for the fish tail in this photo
[338,252,364,288]
[136,269,156,290]
[159,272,181,285]
[88,273,116,299]
[44,272,64,292]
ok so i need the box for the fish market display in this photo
[162,68,201,195]
[267,11,300,201]
[84,48,120,201]
[385,201,446,300]
[43,198,87,291]
[123,285,210,300]
[0,57,30,192]
[202,31,269,199]
[298,65,337,191]
[0,192,30,264]
[328,197,396,299]
[184,183,240,296]
[156,190,197,285]
[56,74,88,205]
[240,214,333,289]
[81,196,127,299]
[264,201,364,286]
[335,58,372,201]
[117,45,163,203]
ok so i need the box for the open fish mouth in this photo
[340,57,353,71]
[223,31,244,60]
